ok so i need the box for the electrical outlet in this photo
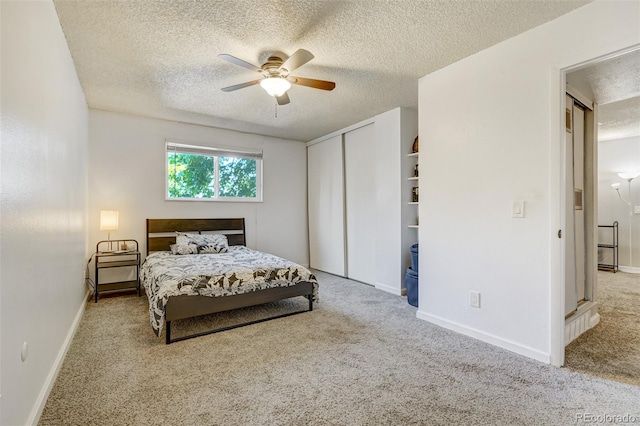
[469,291,481,308]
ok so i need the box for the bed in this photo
[141,218,318,344]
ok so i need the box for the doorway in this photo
[558,46,640,367]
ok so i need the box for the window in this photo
[166,141,263,201]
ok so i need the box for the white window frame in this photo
[165,140,263,202]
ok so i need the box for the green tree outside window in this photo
[168,153,215,198]
[167,150,259,200]
[219,157,257,197]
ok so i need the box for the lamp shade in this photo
[611,182,621,189]
[617,171,640,180]
[260,77,291,97]
[99,210,119,231]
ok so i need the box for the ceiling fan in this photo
[218,49,336,106]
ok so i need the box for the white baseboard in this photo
[564,302,599,346]
[28,290,90,425]
[590,312,600,328]
[618,265,640,274]
[416,310,550,364]
[375,282,404,296]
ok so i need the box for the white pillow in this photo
[175,233,191,246]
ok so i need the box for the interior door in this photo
[344,124,376,284]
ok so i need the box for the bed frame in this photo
[146,218,314,344]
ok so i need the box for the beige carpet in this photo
[565,271,640,386]
[40,271,640,425]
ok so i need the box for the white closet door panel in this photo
[573,104,586,302]
[344,124,376,284]
[565,95,577,315]
[308,135,346,276]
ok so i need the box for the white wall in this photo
[597,136,640,270]
[417,0,640,364]
[0,1,89,425]
[88,110,308,267]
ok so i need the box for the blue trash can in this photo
[410,244,419,273]
[405,267,418,307]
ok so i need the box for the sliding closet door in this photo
[344,124,376,284]
[565,95,578,315]
[573,103,586,303]
[308,135,346,276]
[565,95,588,315]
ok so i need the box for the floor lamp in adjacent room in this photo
[611,171,639,270]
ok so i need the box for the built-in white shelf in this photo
[407,151,419,229]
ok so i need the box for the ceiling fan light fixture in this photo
[219,49,335,105]
[260,77,291,97]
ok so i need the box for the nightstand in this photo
[94,239,141,303]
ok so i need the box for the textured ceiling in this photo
[597,96,640,142]
[566,49,640,142]
[54,0,588,142]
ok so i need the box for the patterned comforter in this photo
[140,246,318,336]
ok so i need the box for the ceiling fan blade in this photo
[221,79,261,92]
[218,54,261,72]
[280,49,314,73]
[290,76,336,91]
[276,92,290,105]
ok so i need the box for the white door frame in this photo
[549,44,640,367]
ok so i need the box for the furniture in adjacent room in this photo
[144,218,317,344]
[597,221,618,272]
[94,239,140,302]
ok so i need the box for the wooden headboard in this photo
[146,218,246,254]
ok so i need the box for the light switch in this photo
[512,201,525,218]
[635,206,640,214]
